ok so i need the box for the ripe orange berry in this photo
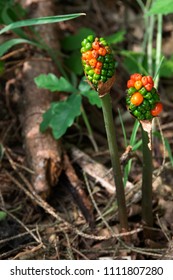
[151,102,163,116]
[92,50,99,59]
[94,68,101,74]
[95,61,102,69]
[141,76,148,86]
[127,79,135,88]
[145,83,153,91]
[130,73,142,81]
[84,51,93,61]
[89,58,97,67]
[92,41,100,50]
[130,92,144,106]
[146,75,154,85]
[98,47,107,56]
[134,80,142,90]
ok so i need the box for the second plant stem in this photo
[141,124,153,227]
[101,93,128,231]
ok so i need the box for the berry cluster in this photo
[81,35,115,90]
[126,73,163,120]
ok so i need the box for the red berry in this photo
[98,47,107,56]
[92,50,99,59]
[130,73,142,81]
[151,102,163,116]
[127,79,135,88]
[145,83,153,91]
[146,75,154,85]
[141,76,148,86]
[95,61,102,69]
[92,41,100,50]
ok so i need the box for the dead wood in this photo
[70,145,116,194]
[63,153,94,227]
[18,0,62,197]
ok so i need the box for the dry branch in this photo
[19,0,63,197]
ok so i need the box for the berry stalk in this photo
[126,73,163,227]
[81,36,128,231]
[141,124,153,227]
[101,93,128,231]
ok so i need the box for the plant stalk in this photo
[101,93,128,231]
[141,124,153,227]
[81,106,98,152]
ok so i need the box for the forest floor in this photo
[0,0,173,260]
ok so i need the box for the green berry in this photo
[93,73,100,80]
[127,87,136,95]
[87,35,94,42]
[100,76,107,82]
[85,42,92,51]
[139,87,147,96]
[81,39,88,47]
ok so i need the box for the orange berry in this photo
[84,50,93,61]
[151,102,163,116]
[145,83,153,91]
[92,41,100,50]
[127,79,135,88]
[130,73,142,81]
[94,68,101,74]
[89,58,97,67]
[130,92,144,106]
[95,61,102,69]
[134,80,142,90]
[141,76,148,86]
[146,75,154,85]
[98,47,107,56]
[92,50,99,59]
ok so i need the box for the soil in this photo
[0,0,173,260]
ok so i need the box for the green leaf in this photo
[0,143,4,161]
[65,50,83,75]
[78,76,91,92]
[61,27,95,51]
[0,211,7,221]
[106,31,126,45]
[78,77,101,108]
[160,56,173,78]
[147,0,173,15]
[0,38,42,57]
[0,13,86,35]
[34,74,77,93]
[40,93,82,139]
[121,50,148,75]
[81,90,101,108]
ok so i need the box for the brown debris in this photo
[18,0,63,197]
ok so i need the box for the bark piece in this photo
[70,146,115,194]
[63,153,94,227]
[19,0,62,197]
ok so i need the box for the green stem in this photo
[147,15,155,76]
[154,14,163,88]
[101,93,128,231]
[141,124,153,227]
[81,106,98,152]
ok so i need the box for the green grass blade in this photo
[0,13,86,35]
[130,119,140,146]
[118,108,127,147]
[0,38,41,57]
